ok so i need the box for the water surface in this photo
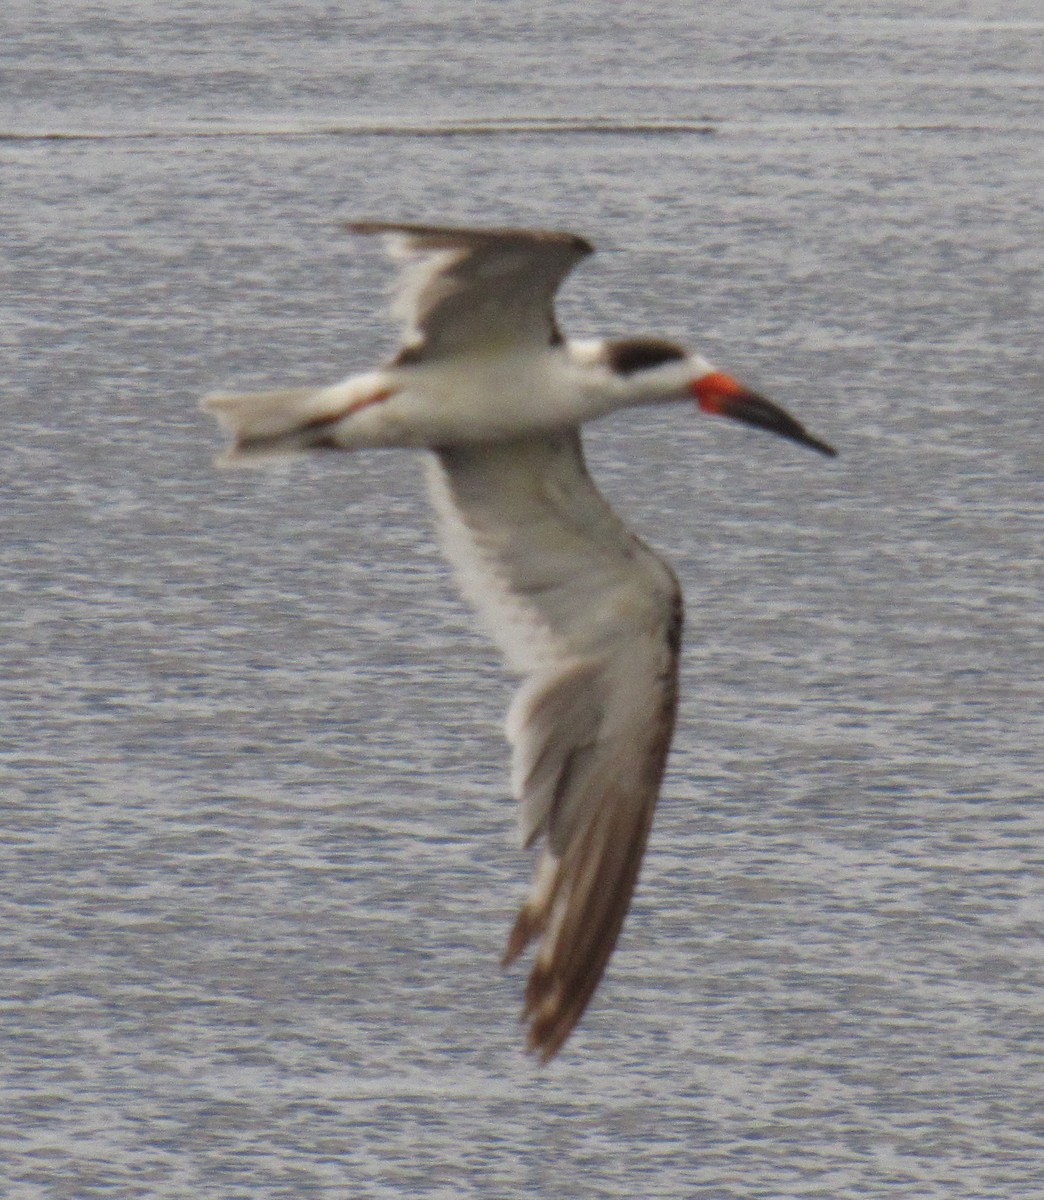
[3,3,1043,1197]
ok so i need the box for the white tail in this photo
[202,386,333,458]
[201,370,399,460]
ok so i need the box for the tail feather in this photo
[204,386,324,434]
[202,385,341,460]
[201,369,400,460]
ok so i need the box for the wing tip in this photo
[521,968,590,1063]
[342,219,594,257]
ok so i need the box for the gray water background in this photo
[2,2,1043,1196]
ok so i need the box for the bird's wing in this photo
[427,431,682,1060]
[345,221,593,361]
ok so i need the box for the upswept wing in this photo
[345,222,593,361]
[427,431,682,1060]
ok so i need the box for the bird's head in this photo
[601,336,836,457]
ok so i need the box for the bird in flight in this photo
[203,222,836,1061]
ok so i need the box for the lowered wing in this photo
[427,431,682,1060]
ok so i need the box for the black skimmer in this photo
[204,222,836,1061]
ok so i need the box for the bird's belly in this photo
[367,356,579,447]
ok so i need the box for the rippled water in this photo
[3,2,1043,1197]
